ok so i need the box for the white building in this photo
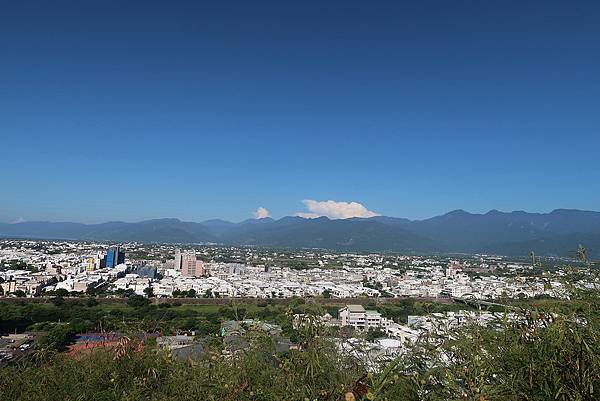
[339,304,367,330]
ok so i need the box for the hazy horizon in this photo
[4,206,600,225]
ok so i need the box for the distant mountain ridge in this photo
[1,209,599,258]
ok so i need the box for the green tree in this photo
[127,295,150,308]
[39,324,75,352]
[85,297,99,307]
[51,296,65,307]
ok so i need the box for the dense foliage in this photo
[0,298,469,336]
[0,291,598,400]
[1,276,599,401]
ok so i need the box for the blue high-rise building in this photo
[106,246,125,268]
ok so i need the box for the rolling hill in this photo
[1,209,599,257]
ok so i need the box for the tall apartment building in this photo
[175,250,205,277]
[106,246,125,268]
[85,257,96,272]
[174,249,183,270]
[183,256,205,277]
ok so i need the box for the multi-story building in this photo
[174,249,183,270]
[339,305,367,330]
[339,305,392,331]
[183,257,205,278]
[85,257,96,272]
[106,247,125,268]
[366,310,389,329]
[178,251,205,277]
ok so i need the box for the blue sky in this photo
[1,1,599,223]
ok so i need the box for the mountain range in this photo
[1,209,600,258]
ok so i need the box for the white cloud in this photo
[296,200,379,219]
[295,212,321,219]
[254,207,271,219]
[10,217,26,224]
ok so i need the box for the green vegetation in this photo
[0,298,335,340]
[0,331,364,401]
[0,290,598,401]
[0,297,472,338]
[1,268,599,401]
[365,327,387,342]
[1,259,38,272]
[39,324,76,351]
[171,289,197,298]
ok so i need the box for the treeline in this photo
[0,296,470,336]
[0,299,275,336]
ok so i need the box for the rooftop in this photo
[346,304,366,313]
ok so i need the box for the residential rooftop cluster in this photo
[0,239,589,300]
